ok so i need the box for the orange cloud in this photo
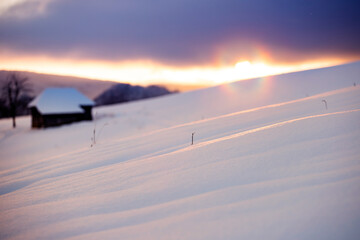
[0,51,353,88]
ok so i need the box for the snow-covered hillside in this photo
[0,62,360,239]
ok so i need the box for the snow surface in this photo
[1,62,360,239]
[28,88,94,114]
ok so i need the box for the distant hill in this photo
[94,83,175,106]
[0,70,117,99]
[0,71,204,100]
[0,70,176,118]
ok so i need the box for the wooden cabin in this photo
[28,88,94,128]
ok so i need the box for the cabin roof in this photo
[28,87,94,114]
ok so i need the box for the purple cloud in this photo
[1,0,359,65]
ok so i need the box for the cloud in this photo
[1,0,360,66]
[0,0,53,19]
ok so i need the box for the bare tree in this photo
[1,73,32,128]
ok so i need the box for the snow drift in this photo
[0,61,360,239]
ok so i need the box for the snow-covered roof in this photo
[28,88,94,114]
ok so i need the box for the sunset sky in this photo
[1,0,359,87]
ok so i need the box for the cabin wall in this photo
[31,107,44,128]
[81,106,93,120]
[31,106,93,128]
[31,110,93,128]
[42,114,83,127]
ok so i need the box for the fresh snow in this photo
[0,62,360,239]
[28,88,94,114]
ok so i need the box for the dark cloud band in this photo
[1,0,359,65]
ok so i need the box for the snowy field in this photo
[0,62,360,239]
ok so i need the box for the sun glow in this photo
[235,61,252,69]
[233,61,287,80]
[0,52,349,89]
